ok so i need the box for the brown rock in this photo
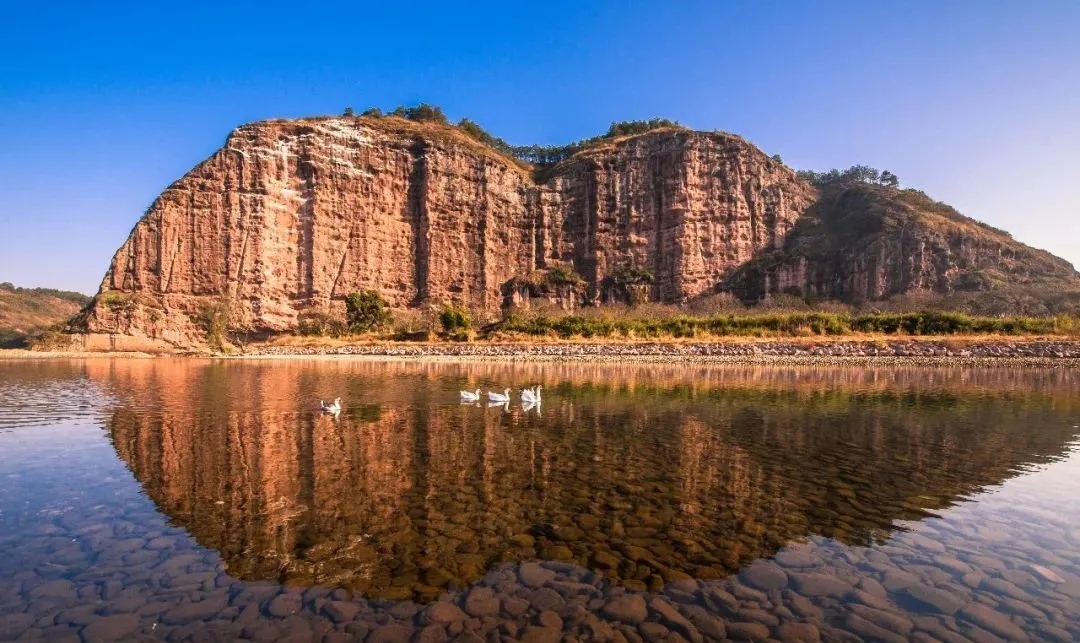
[536,611,562,629]
[1030,564,1066,584]
[265,593,302,618]
[776,622,820,642]
[677,604,726,640]
[648,598,702,643]
[463,587,500,617]
[902,585,965,615]
[368,624,415,643]
[602,595,648,624]
[415,624,448,643]
[502,596,529,617]
[519,562,556,588]
[726,621,770,641]
[844,613,907,643]
[424,602,468,625]
[788,572,851,597]
[160,595,230,624]
[323,600,360,623]
[79,614,141,643]
[848,604,913,634]
[520,625,562,643]
[528,587,565,613]
[958,603,1030,642]
[740,561,789,591]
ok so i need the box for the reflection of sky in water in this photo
[0,359,1078,641]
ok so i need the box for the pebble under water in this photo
[1,358,1079,642]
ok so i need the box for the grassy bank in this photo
[488,311,1080,340]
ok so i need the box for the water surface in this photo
[1,359,1078,642]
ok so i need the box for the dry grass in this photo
[0,285,89,348]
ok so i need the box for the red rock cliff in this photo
[85,117,814,346]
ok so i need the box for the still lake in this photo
[1,358,1078,642]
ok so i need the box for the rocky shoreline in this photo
[241,339,1080,366]
[4,338,1080,366]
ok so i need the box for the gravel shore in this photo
[5,339,1080,367]
[242,339,1080,367]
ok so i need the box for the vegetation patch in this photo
[601,266,655,305]
[96,290,135,313]
[0,282,90,349]
[345,104,685,177]
[345,290,392,333]
[797,165,900,188]
[439,304,472,341]
[298,310,346,337]
[197,299,233,352]
[492,310,1077,340]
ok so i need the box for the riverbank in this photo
[244,337,1080,367]
[6,337,1079,367]
[0,349,158,359]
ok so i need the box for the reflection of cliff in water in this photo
[99,360,1080,601]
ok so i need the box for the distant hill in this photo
[0,283,90,348]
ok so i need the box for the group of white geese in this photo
[459,385,542,404]
[317,385,542,416]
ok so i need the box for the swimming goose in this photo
[521,385,542,403]
[487,388,511,403]
[460,389,482,402]
[320,397,342,414]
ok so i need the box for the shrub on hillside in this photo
[345,290,392,332]
[298,310,346,337]
[797,165,900,188]
[197,299,232,352]
[389,103,448,123]
[439,304,471,340]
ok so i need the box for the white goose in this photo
[320,397,342,414]
[521,385,542,403]
[487,388,511,403]
[459,389,482,402]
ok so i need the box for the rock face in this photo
[723,185,1080,311]
[83,116,1079,347]
[83,117,812,346]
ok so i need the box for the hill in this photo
[722,184,1080,315]
[0,283,90,348]
[75,110,1080,348]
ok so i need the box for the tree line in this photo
[343,104,683,166]
[797,165,900,188]
[0,282,90,304]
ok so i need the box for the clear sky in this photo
[1,1,1078,294]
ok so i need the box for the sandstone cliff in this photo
[85,116,813,346]
[83,115,1079,348]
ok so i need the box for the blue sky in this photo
[2,1,1078,294]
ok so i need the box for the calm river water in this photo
[1,359,1078,642]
